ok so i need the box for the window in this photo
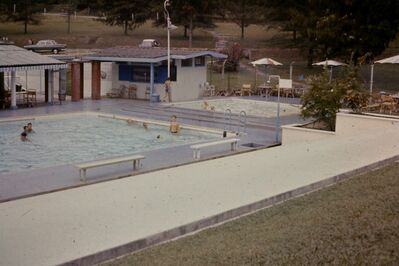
[181,58,193,67]
[119,64,133,81]
[157,64,177,82]
[118,63,175,83]
[132,66,150,82]
[194,56,205,66]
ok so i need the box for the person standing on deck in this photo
[163,77,172,102]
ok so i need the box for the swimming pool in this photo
[0,113,221,175]
[169,98,301,118]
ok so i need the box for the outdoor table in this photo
[256,84,273,97]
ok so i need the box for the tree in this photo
[266,0,399,66]
[220,0,263,40]
[156,0,217,48]
[97,0,154,35]
[222,42,243,72]
[1,0,46,34]
[336,0,399,64]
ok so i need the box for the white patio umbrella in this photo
[369,54,399,94]
[251,58,283,66]
[375,54,399,64]
[251,58,283,86]
[312,59,347,82]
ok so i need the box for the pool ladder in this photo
[237,110,247,135]
[224,109,247,136]
[224,109,232,133]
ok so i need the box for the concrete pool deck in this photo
[1,113,399,265]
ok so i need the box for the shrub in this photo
[301,65,367,131]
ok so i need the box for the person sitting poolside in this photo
[126,119,136,125]
[202,101,209,110]
[169,115,180,134]
[27,122,35,133]
[20,132,29,141]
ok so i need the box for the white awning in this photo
[0,45,67,72]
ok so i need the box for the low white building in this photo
[0,44,67,109]
[83,47,227,102]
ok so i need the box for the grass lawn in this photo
[104,162,399,266]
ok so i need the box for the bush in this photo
[301,65,368,131]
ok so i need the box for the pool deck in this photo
[1,106,399,265]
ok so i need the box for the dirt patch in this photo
[104,162,399,266]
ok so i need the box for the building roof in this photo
[83,47,228,63]
[0,45,67,72]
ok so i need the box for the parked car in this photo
[24,40,66,54]
[138,39,160,48]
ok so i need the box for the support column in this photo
[45,70,49,102]
[0,72,4,100]
[10,71,17,109]
[71,62,81,101]
[47,70,54,104]
[80,63,84,99]
[91,61,101,100]
[59,69,67,97]
[150,63,154,101]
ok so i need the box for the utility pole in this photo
[67,0,71,34]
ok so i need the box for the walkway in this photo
[1,113,398,265]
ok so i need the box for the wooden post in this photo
[91,61,101,100]
[71,62,81,101]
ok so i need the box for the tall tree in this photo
[2,0,46,34]
[266,0,399,66]
[221,0,263,40]
[157,0,217,48]
[97,0,153,35]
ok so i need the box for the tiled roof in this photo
[0,45,67,71]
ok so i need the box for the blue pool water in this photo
[0,114,220,174]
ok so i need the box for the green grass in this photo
[104,162,399,266]
[212,22,293,48]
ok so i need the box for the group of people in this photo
[126,115,180,135]
[20,122,34,141]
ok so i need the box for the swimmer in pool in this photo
[20,132,29,141]
[169,115,180,134]
[143,122,149,130]
[27,122,35,133]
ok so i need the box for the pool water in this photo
[169,98,301,117]
[0,114,220,175]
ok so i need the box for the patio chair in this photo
[380,95,397,114]
[203,83,215,97]
[240,84,252,96]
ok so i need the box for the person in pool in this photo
[143,122,149,130]
[169,115,180,134]
[27,122,35,133]
[20,132,29,141]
